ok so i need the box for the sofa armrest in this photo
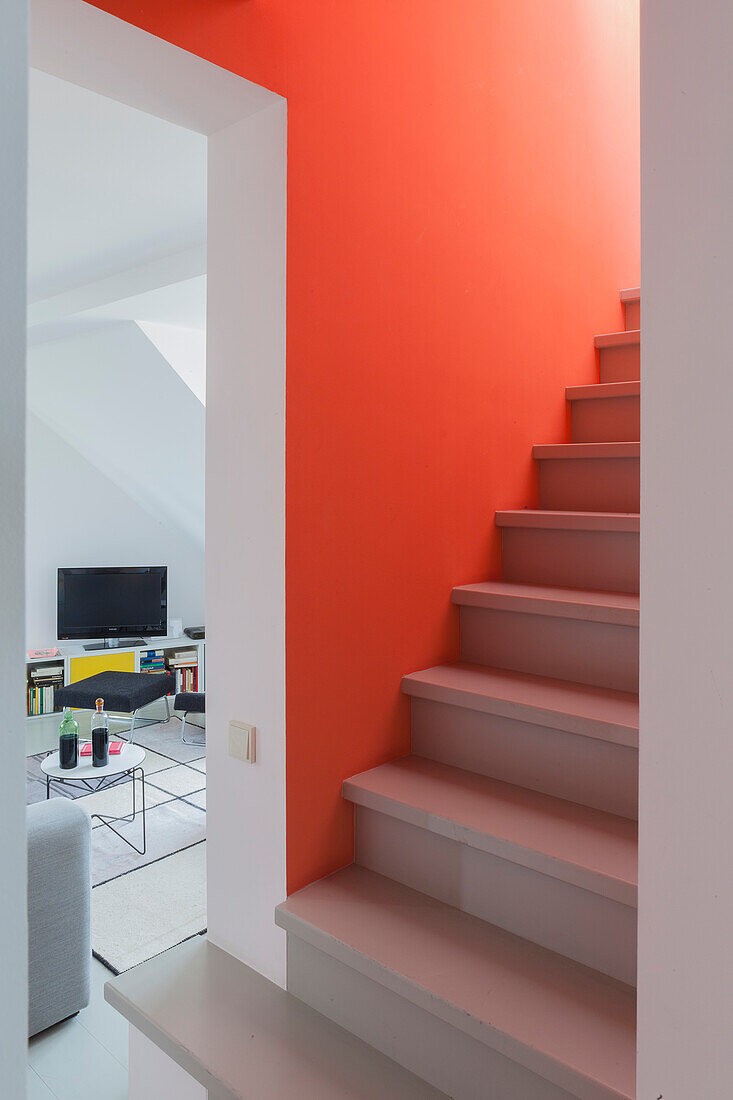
[27,798,92,1036]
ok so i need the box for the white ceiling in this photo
[28,69,207,304]
[86,275,208,329]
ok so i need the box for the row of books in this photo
[140,649,167,673]
[173,666,199,693]
[28,684,59,716]
[27,664,64,716]
[168,649,199,694]
[139,648,201,693]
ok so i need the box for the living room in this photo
[25,63,207,1099]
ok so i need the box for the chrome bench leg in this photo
[180,711,206,746]
[125,695,172,745]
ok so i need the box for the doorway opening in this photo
[25,1,286,1093]
[25,64,208,980]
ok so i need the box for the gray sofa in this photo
[27,799,91,1037]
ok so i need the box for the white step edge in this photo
[104,935,445,1099]
[594,329,640,348]
[402,662,639,748]
[533,441,640,460]
[566,380,640,401]
[451,580,639,627]
[495,509,640,532]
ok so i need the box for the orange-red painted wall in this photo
[90,0,640,893]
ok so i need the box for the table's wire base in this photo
[46,764,147,855]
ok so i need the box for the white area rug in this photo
[92,841,206,974]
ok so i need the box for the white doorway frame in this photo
[29,0,288,985]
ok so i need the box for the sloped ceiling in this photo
[27,322,205,548]
[27,68,207,405]
[28,69,206,302]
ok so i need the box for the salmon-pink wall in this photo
[90,0,640,893]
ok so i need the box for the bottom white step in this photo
[276,865,636,1100]
[105,935,444,1099]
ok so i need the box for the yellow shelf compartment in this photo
[69,650,136,685]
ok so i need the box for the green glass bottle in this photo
[58,707,79,769]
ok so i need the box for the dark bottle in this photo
[91,698,109,768]
[58,708,79,769]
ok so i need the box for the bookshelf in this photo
[25,637,206,722]
[27,659,64,717]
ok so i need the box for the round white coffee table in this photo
[41,743,147,854]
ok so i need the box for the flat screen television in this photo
[57,566,168,646]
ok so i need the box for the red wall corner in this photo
[89,0,640,896]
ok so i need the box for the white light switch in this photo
[229,721,256,763]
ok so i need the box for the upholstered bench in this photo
[55,670,176,744]
[27,799,91,1036]
[174,691,205,745]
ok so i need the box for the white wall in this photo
[638,2,733,1095]
[27,68,206,302]
[0,0,28,1092]
[206,101,287,986]
[26,414,204,647]
[137,322,206,405]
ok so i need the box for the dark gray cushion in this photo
[55,670,176,712]
[174,692,205,714]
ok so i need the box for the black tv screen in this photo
[57,567,168,641]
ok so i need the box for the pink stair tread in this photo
[594,329,640,349]
[566,380,640,402]
[451,580,639,626]
[276,866,636,1100]
[496,509,639,532]
[402,661,639,747]
[533,441,639,460]
[619,287,640,303]
[344,755,637,904]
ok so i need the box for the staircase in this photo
[277,289,641,1100]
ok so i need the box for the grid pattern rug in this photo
[92,841,206,974]
[27,719,206,974]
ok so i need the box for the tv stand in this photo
[83,638,147,652]
[25,636,206,730]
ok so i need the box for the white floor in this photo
[28,958,129,1100]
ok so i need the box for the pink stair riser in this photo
[537,455,640,512]
[624,300,640,330]
[598,341,640,383]
[459,604,639,693]
[344,757,637,906]
[571,392,640,442]
[501,526,639,592]
[355,805,637,985]
[599,344,640,383]
[411,696,638,819]
[620,288,640,331]
[287,935,578,1100]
